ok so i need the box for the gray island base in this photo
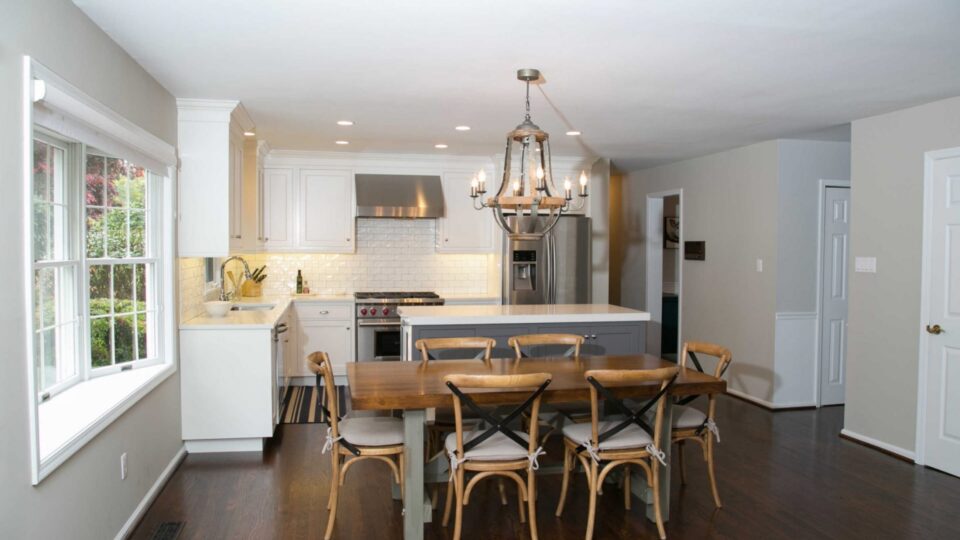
[398,303,650,360]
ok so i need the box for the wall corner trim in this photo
[839,429,916,462]
[114,445,187,540]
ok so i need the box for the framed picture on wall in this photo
[664,217,680,249]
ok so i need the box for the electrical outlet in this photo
[120,452,128,480]
[756,258,763,272]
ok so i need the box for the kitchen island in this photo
[398,303,650,360]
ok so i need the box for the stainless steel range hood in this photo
[354,174,445,218]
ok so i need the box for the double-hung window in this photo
[31,135,163,400]
[26,59,177,483]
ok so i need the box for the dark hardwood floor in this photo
[133,397,960,539]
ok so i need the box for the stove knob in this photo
[370,308,378,316]
[360,308,368,316]
[382,307,390,315]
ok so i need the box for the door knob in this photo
[926,324,943,335]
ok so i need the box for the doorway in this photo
[645,190,683,360]
[817,181,851,406]
[916,147,960,477]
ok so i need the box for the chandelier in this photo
[470,68,588,239]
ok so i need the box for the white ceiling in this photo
[74,0,960,170]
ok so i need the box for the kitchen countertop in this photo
[398,303,651,326]
[181,294,354,330]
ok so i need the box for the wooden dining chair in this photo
[307,352,405,540]
[416,336,495,366]
[556,366,680,540]
[672,341,732,508]
[415,337,505,505]
[508,333,584,360]
[441,372,552,540]
[509,333,589,444]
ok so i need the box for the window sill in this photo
[35,363,175,484]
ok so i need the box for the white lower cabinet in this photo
[293,302,355,378]
[180,326,277,453]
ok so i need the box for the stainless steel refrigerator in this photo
[502,215,591,305]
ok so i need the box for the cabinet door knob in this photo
[445,238,449,242]
[346,238,351,242]
[346,326,351,331]
[319,310,329,315]
[583,334,590,339]
[591,334,597,340]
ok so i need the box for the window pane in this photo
[114,315,136,363]
[129,210,146,257]
[41,328,57,390]
[90,317,112,367]
[34,203,50,261]
[88,265,111,313]
[34,140,50,201]
[136,312,150,360]
[106,157,128,208]
[134,263,147,311]
[86,208,105,258]
[86,154,105,207]
[113,264,135,313]
[105,209,128,258]
[129,167,146,209]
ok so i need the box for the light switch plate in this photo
[855,256,877,273]
[756,258,763,272]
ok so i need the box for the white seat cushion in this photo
[672,405,708,429]
[338,417,404,447]
[562,420,653,451]
[445,430,530,461]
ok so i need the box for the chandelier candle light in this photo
[470,68,589,239]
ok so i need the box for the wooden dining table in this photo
[347,354,726,540]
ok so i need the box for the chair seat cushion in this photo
[339,417,404,447]
[672,405,708,429]
[445,430,530,461]
[562,420,653,451]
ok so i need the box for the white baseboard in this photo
[115,445,186,540]
[185,438,264,453]
[840,429,916,461]
[725,388,816,410]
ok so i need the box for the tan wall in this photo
[0,1,181,537]
[621,141,781,401]
[845,96,960,452]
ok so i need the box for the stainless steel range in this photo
[355,292,444,361]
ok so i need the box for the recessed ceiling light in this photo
[336,120,354,126]
[243,131,256,137]
[435,144,448,149]
[335,140,350,145]
[455,125,471,131]
[565,130,582,136]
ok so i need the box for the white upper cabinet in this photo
[437,168,496,253]
[298,169,355,252]
[263,168,295,250]
[177,99,255,257]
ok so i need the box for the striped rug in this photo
[280,385,346,424]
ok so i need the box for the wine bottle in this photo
[296,269,303,294]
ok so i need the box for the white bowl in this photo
[204,301,233,318]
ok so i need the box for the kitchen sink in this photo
[230,303,276,312]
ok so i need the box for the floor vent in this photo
[151,522,184,540]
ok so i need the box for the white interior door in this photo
[922,151,960,477]
[819,186,850,406]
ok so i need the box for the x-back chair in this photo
[308,352,405,540]
[442,372,552,540]
[556,366,680,540]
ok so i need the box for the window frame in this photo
[30,131,167,401]
[31,130,83,399]
[24,57,179,485]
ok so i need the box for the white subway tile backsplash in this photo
[179,219,493,314]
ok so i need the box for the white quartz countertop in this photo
[181,295,354,330]
[398,303,650,325]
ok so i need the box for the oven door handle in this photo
[358,320,402,327]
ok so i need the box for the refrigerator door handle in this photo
[548,231,557,304]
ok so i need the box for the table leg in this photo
[646,398,672,522]
[403,409,430,539]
